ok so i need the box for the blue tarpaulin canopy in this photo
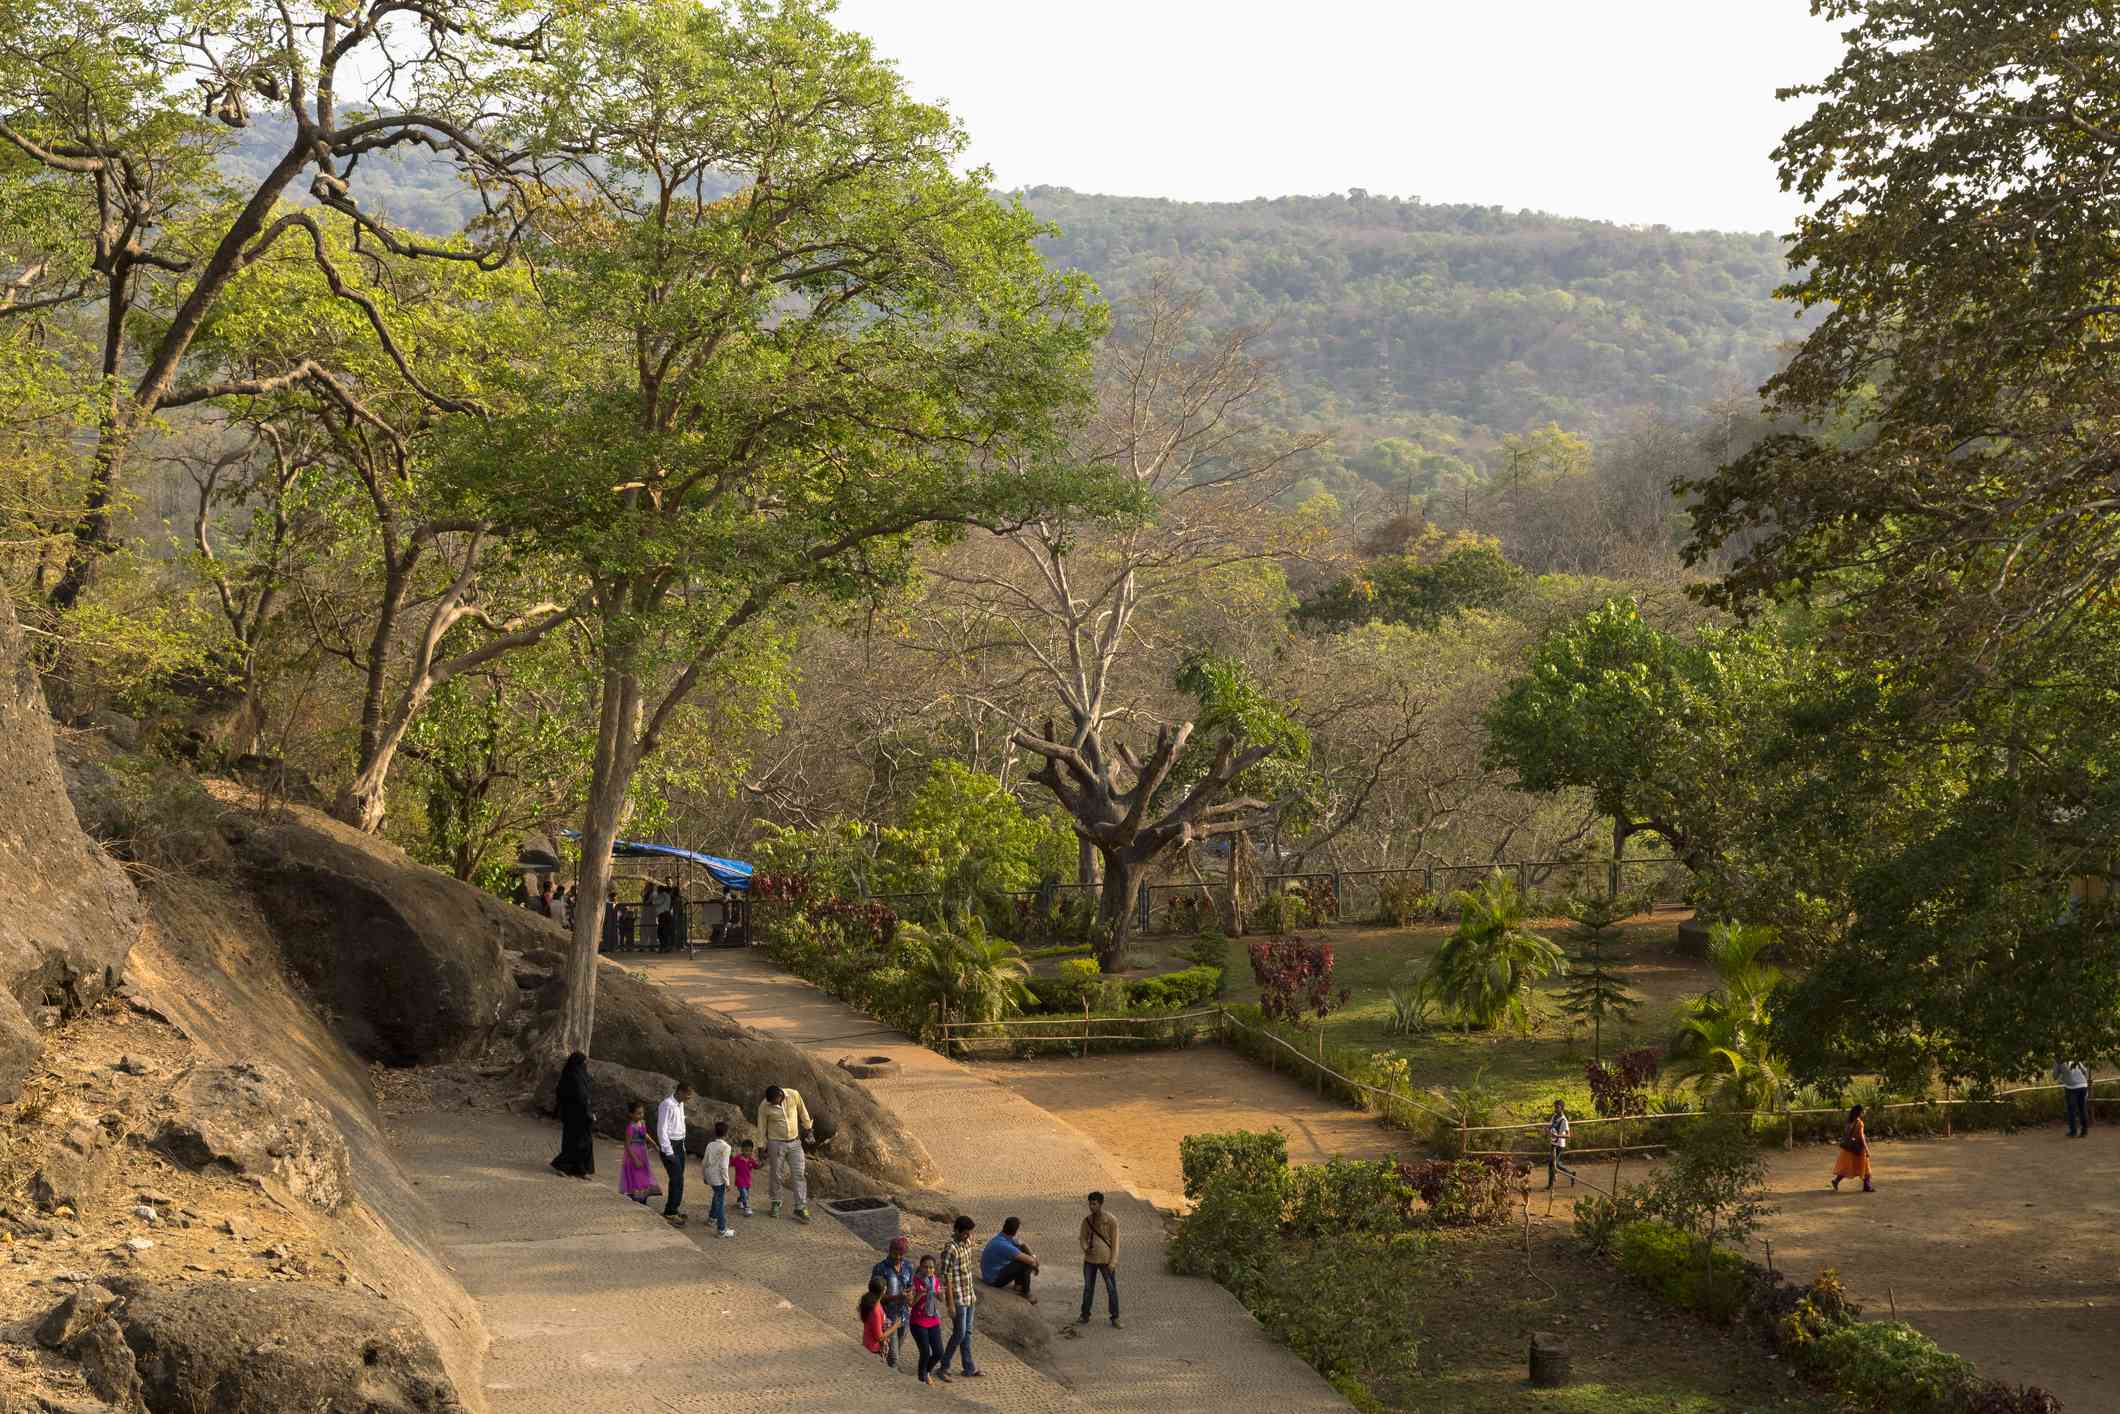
[559,830,752,891]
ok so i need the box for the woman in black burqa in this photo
[550,1051,595,1179]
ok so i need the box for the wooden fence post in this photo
[1314,1024,1325,1096]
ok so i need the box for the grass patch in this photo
[1146,917,1705,1126]
[1403,1223,1824,1413]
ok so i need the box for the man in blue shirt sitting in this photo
[980,1215,1040,1303]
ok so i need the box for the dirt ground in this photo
[979,1045,2115,1411]
[1750,1129,2117,1412]
[973,1045,1408,1208]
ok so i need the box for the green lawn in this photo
[1383,1224,1825,1413]
[1136,915,1710,1136]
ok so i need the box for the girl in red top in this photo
[859,1277,900,1363]
[907,1254,947,1384]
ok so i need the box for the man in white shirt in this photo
[702,1119,736,1237]
[2054,1059,2091,1137]
[1544,1100,1578,1190]
[657,1082,691,1224]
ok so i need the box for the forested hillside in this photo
[221,121,1804,464]
[1023,188,1805,441]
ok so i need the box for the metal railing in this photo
[867,856,1692,938]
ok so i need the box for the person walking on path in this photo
[938,1215,984,1378]
[2054,1058,2092,1137]
[1074,1191,1121,1329]
[1545,1099,1579,1190]
[656,1081,691,1224]
[981,1216,1039,1303]
[860,1278,902,1367]
[702,1120,736,1237]
[755,1084,814,1221]
[908,1254,948,1385]
[549,1052,595,1179]
[619,1100,656,1203]
[1831,1103,1874,1192]
[871,1236,916,1370]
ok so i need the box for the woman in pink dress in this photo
[620,1101,657,1203]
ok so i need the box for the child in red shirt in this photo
[731,1140,759,1216]
[860,1278,900,1360]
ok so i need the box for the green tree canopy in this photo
[1294,540,1521,634]
[489,0,1115,1056]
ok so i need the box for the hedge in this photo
[1025,963,1222,1015]
[1592,1221,2061,1414]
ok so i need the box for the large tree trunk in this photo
[1096,846,1145,970]
[332,748,399,834]
[554,665,642,1062]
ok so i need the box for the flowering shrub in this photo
[1398,1155,1525,1226]
[1247,934,1348,1024]
[1586,1046,1662,1118]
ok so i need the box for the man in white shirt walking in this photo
[657,1082,691,1224]
[2054,1059,2091,1137]
[754,1084,813,1221]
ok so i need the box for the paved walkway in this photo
[398,1108,1070,1413]
[635,949,1347,1413]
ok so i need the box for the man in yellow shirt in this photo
[754,1084,813,1221]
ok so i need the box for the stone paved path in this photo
[636,949,1347,1414]
[398,1108,1068,1413]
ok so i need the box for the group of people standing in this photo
[551,1053,1128,1386]
[859,1198,1122,1385]
[547,1056,817,1228]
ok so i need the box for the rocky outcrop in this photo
[103,1279,463,1413]
[219,806,528,1065]
[0,596,144,1100]
[28,1119,117,1215]
[34,1283,118,1350]
[581,963,937,1189]
[153,1061,353,1211]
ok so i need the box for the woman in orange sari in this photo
[1831,1103,1874,1192]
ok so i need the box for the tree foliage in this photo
[1427,871,1562,1032]
[1555,893,1642,1061]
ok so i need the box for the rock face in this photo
[153,1061,352,1211]
[220,807,528,1065]
[29,1119,117,1215]
[0,596,145,1100]
[113,1280,464,1413]
[35,1283,119,1349]
[583,963,937,1189]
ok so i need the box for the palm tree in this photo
[1427,871,1564,1032]
[906,916,1034,1042]
[1667,922,1783,1110]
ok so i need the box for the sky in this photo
[831,0,1846,234]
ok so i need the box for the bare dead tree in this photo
[923,283,1325,956]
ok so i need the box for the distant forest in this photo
[223,125,1805,500]
[1026,188,1801,432]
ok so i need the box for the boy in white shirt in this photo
[703,1120,736,1237]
